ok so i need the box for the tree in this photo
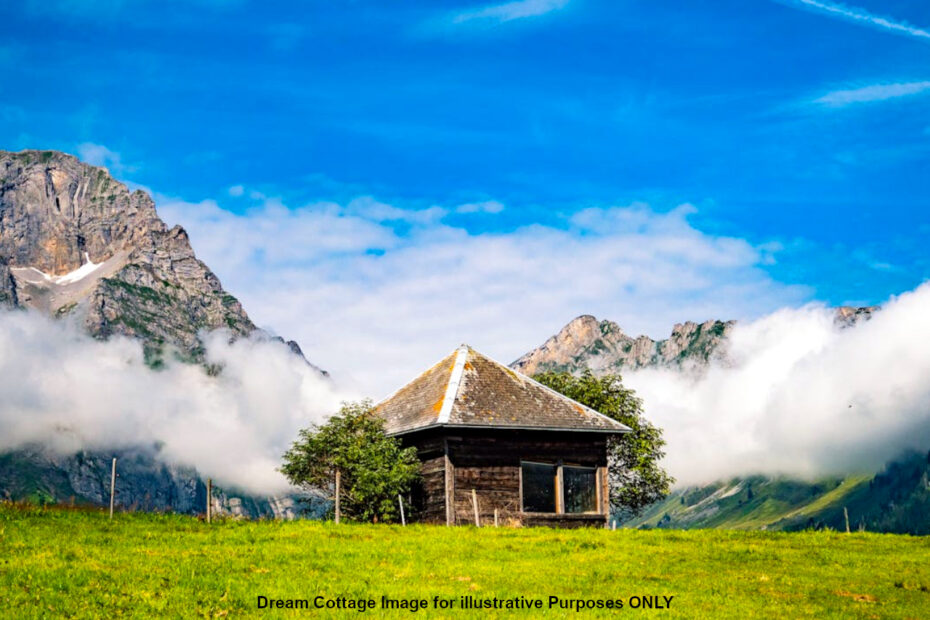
[280,400,420,523]
[534,370,673,519]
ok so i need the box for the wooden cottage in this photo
[375,345,630,528]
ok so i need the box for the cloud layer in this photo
[157,195,804,396]
[5,190,929,490]
[626,284,930,484]
[0,311,351,494]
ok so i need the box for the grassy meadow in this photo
[2,503,929,619]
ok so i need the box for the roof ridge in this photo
[437,344,469,424]
[375,344,631,435]
[373,349,457,408]
[465,347,630,432]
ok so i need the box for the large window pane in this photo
[563,466,597,513]
[521,462,556,513]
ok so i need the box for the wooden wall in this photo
[402,428,610,527]
[408,434,447,524]
[417,455,447,523]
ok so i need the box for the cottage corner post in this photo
[444,439,455,526]
[599,464,609,517]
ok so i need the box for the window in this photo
[521,461,556,513]
[563,466,598,513]
[521,461,600,514]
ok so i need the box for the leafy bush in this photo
[281,400,420,523]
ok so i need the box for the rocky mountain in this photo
[0,256,17,307]
[512,315,734,376]
[0,445,326,520]
[512,307,926,532]
[513,307,878,377]
[0,149,306,365]
[0,149,322,518]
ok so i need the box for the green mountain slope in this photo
[623,451,930,535]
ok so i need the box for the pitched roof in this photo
[375,345,631,436]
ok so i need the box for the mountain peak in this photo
[562,314,602,336]
[513,307,878,378]
[0,148,313,368]
[1,149,165,275]
[512,315,734,376]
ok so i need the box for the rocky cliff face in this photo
[512,315,734,376]
[835,305,879,327]
[1,150,161,273]
[514,307,878,377]
[0,445,314,519]
[0,256,17,308]
[0,149,321,518]
[0,149,255,362]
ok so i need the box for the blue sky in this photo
[2,0,929,390]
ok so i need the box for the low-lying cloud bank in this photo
[4,184,927,492]
[2,283,929,493]
[0,311,351,495]
[149,192,930,487]
[157,196,807,395]
[626,283,930,485]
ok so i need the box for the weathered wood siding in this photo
[408,434,447,524]
[401,428,609,527]
[453,465,521,525]
[417,455,447,523]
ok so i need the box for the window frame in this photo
[561,464,599,514]
[519,460,603,515]
[519,460,558,513]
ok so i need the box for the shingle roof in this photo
[375,345,631,436]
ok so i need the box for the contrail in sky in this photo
[777,0,930,41]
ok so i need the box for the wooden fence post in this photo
[494,509,499,528]
[334,470,341,524]
[471,489,480,527]
[398,494,406,526]
[109,458,117,520]
[206,478,212,524]
[844,507,850,534]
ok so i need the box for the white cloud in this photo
[777,0,930,41]
[12,186,928,488]
[451,0,570,25]
[626,285,930,484]
[228,184,245,197]
[76,142,137,175]
[814,81,930,106]
[345,196,448,224]
[456,200,505,214]
[424,0,570,33]
[157,195,806,397]
[0,312,353,494]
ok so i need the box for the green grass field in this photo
[2,504,929,619]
